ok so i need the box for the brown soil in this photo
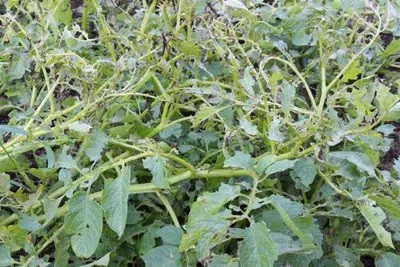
[379,123,400,170]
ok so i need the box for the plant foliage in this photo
[0,0,400,266]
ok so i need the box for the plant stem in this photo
[139,0,158,40]
[156,192,181,228]
[81,0,90,31]
[267,57,318,111]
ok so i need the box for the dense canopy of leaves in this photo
[0,0,400,266]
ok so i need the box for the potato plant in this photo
[0,0,400,266]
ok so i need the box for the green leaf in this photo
[265,159,296,176]
[179,184,240,258]
[375,252,400,267]
[254,154,277,174]
[224,0,247,10]
[270,202,315,250]
[328,151,375,176]
[8,53,30,81]
[155,225,183,245]
[159,124,182,139]
[177,41,200,57]
[209,254,239,267]
[85,129,107,162]
[238,222,278,267]
[280,82,296,114]
[369,194,400,220]
[141,245,181,267]
[56,146,76,169]
[43,197,63,225]
[291,30,312,46]
[341,60,362,82]
[239,67,255,96]
[224,151,254,169]
[64,192,103,258]
[268,117,285,143]
[239,117,258,135]
[68,121,92,133]
[193,105,223,127]
[376,82,399,117]
[143,156,169,189]
[383,39,400,56]
[0,245,13,267]
[18,215,41,232]
[334,245,362,267]
[0,125,27,136]
[102,166,130,237]
[43,0,72,25]
[357,200,394,248]
[292,159,317,188]
[82,252,111,267]
[0,173,10,195]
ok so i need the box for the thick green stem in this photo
[139,0,158,41]
[1,168,255,226]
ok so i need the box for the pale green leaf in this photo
[239,117,258,135]
[328,151,375,176]
[265,159,296,176]
[375,252,400,267]
[179,184,240,258]
[18,215,41,232]
[159,123,182,139]
[143,156,169,189]
[369,194,400,221]
[85,129,107,162]
[64,192,103,258]
[0,125,27,136]
[102,166,130,237]
[292,159,317,188]
[193,105,223,127]
[56,146,76,169]
[280,82,296,114]
[43,197,63,225]
[141,245,181,267]
[239,222,278,267]
[224,0,247,10]
[68,121,92,133]
[224,151,254,169]
[239,67,255,96]
[268,117,285,143]
[0,245,13,267]
[254,154,277,174]
[156,225,183,245]
[0,173,10,195]
[8,53,30,81]
[376,82,399,116]
[209,254,239,267]
[357,200,394,248]
[292,30,312,46]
